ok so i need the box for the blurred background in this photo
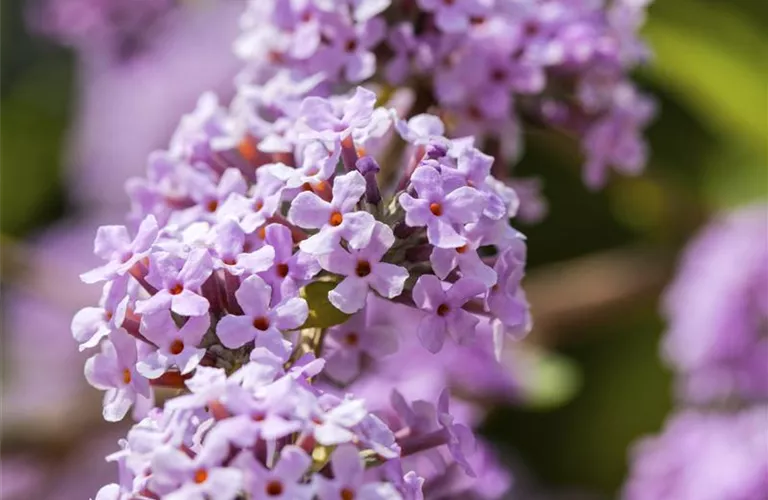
[1,0,766,498]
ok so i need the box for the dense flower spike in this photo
[661,205,768,404]
[624,407,768,500]
[236,0,655,191]
[71,1,542,497]
[76,77,529,495]
[624,205,768,499]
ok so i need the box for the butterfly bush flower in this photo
[661,205,768,404]
[623,205,768,500]
[72,1,539,496]
[236,0,655,199]
[624,407,768,500]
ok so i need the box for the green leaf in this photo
[643,0,768,153]
[512,346,582,410]
[299,280,352,329]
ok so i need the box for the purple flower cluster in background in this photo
[236,0,655,190]
[661,205,768,404]
[624,204,768,500]
[624,407,768,500]
[75,10,531,489]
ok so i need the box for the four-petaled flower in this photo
[399,165,486,248]
[137,310,210,377]
[81,215,159,284]
[289,170,376,255]
[216,275,308,357]
[135,249,214,317]
[314,444,402,499]
[319,222,408,314]
[412,275,486,353]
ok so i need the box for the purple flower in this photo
[150,441,242,500]
[236,445,313,500]
[218,167,285,234]
[300,87,378,143]
[81,215,159,284]
[412,275,485,353]
[384,22,418,85]
[349,0,392,23]
[487,241,530,356]
[416,0,490,33]
[135,249,213,317]
[137,311,210,377]
[215,275,308,354]
[220,379,303,441]
[581,81,655,189]
[182,168,248,222]
[624,407,768,500]
[72,275,130,350]
[288,170,376,255]
[309,18,385,82]
[436,389,476,477]
[319,222,409,314]
[661,205,768,403]
[309,396,369,446]
[208,218,276,276]
[259,223,320,302]
[84,331,151,422]
[392,113,447,147]
[283,141,341,191]
[314,444,401,499]
[323,309,398,384]
[429,234,497,287]
[399,165,486,248]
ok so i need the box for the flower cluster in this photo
[93,355,441,499]
[624,204,768,499]
[236,0,655,189]
[75,64,529,494]
[661,205,768,404]
[623,407,768,500]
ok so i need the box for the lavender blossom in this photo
[72,2,537,494]
[662,205,768,404]
[624,407,768,500]
[235,0,655,197]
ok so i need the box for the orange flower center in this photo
[238,137,258,163]
[456,245,468,254]
[206,200,219,213]
[170,283,184,295]
[429,203,443,216]
[122,369,132,384]
[329,211,344,227]
[193,468,208,484]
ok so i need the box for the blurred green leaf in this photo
[300,280,352,329]
[644,0,768,154]
[0,59,72,235]
[512,346,582,410]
